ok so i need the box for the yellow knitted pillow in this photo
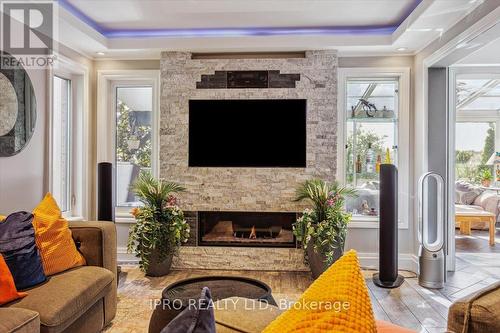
[263,250,376,333]
[32,193,86,276]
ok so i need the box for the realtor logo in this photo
[1,1,56,68]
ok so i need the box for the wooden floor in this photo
[105,255,500,333]
[455,227,500,253]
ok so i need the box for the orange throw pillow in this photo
[0,254,27,305]
[32,193,86,275]
[263,250,377,333]
[0,215,5,221]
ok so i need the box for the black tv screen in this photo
[189,99,306,167]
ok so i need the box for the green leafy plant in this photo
[293,179,356,266]
[127,172,190,272]
[116,100,152,168]
[482,169,493,182]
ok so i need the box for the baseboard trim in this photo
[117,247,139,264]
[357,252,418,273]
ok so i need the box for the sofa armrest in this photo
[69,221,117,274]
[448,281,500,333]
[0,308,40,333]
[68,221,117,325]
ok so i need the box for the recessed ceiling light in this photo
[397,47,408,51]
[96,52,105,56]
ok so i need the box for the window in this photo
[338,68,410,227]
[115,86,153,207]
[343,79,399,218]
[455,77,500,186]
[52,76,72,212]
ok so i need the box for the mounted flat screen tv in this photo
[189,99,306,167]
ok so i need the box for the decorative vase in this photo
[145,249,173,277]
[306,238,344,279]
[482,179,491,187]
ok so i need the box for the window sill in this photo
[65,216,85,222]
[348,216,407,229]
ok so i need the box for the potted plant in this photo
[293,179,355,278]
[128,172,190,276]
[481,169,493,187]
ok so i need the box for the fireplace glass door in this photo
[198,211,296,248]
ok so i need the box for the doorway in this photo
[449,68,500,278]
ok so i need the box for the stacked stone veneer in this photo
[161,51,337,271]
[160,50,338,213]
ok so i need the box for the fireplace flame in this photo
[249,225,257,239]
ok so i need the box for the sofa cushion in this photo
[456,181,483,205]
[0,308,40,333]
[448,281,500,333]
[0,212,46,290]
[473,190,500,217]
[32,193,86,276]
[263,250,376,333]
[7,266,113,332]
[0,254,26,305]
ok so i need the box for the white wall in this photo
[0,67,48,213]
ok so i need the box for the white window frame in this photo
[96,70,160,223]
[454,71,500,152]
[337,68,410,229]
[48,54,90,220]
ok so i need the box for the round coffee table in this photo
[148,276,276,333]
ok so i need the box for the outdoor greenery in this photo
[127,173,190,272]
[116,100,152,168]
[482,169,493,182]
[455,123,495,185]
[292,179,356,267]
[481,124,495,165]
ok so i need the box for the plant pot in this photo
[482,179,491,187]
[306,240,344,279]
[145,249,173,277]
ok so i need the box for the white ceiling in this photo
[53,0,483,59]
[65,0,417,29]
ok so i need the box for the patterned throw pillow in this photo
[263,250,376,333]
[0,211,46,290]
[32,193,86,276]
[0,254,27,305]
[455,181,483,205]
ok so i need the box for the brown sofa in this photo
[0,221,117,333]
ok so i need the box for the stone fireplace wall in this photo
[160,51,338,212]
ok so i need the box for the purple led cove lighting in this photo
[57,0,423,38]
[104,26,396,38]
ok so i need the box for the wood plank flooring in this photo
[106,251,500,333]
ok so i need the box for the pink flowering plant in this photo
[127,172,190,272]
[293,179,356,266]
